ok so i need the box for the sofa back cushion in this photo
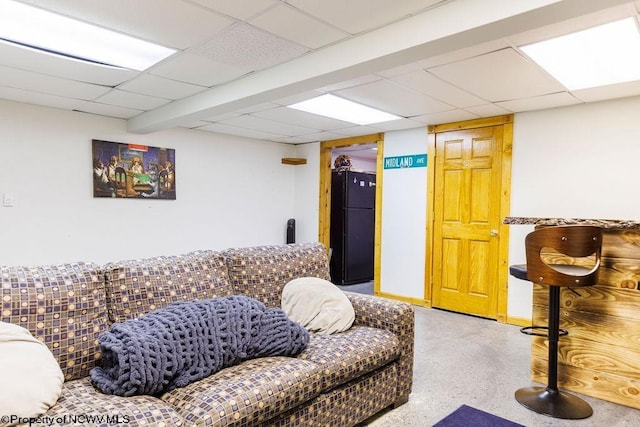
[103,250,233,323]
[0,262,107,381]
[223,243,330,307]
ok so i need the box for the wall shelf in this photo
[281,157,307,165]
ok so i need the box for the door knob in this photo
[490,229,499,237]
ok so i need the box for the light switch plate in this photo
[3,192,14,207]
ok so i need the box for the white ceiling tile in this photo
[151,53,249,87]
[376,59,434,78]
[320,75,382,92]
[507,4,636,47]
[368,118,425,131]
[333,126,383,137]
[336,79,454,117]
[288,0,444,34]
[269,135,318,144]
[95,90,171,110]
[571,80,640,103]
[2,0,638,139]
[411,110,480,126]
[273,90,325,106]
[198,122,285,140]
[0,86,84,111]
[74,101,143,119]
[252,106,354,130]
[464,103,512,117]
[392,70,488,108]
[0,41,136,86]
[191,0,278,20]
[118,75,206,100]
[296,130,351,142]
[0,66,110,100]
[496,92,582,112]
[235,102,281,114]
[379,38,510,75]
[179,120,213,129]
[20,0,233,50]
[222,115,316,136]
[429,48,566,102]
[251,4,349,49]
[201,111,242,122]
[190,23,308,70]
[416,39,509,69]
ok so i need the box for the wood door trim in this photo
[428,115,513,133]
[318,134,384,294]
[426,115,513,323]
[320,133,384,148]
[497,120,513,323]
[424,132,436,307]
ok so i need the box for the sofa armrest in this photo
[344,292,414,401]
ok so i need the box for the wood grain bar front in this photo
[505,217,640,409]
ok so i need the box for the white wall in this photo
[373,96,640,318]
[292,142,320,244]
[379,128,428,299]
[347,155,377,173]
[0,100,296,266]
[6,95,639,320]
[508,95,640,319]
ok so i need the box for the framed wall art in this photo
[92,139,176,199]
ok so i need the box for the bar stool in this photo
[509,225,602,419]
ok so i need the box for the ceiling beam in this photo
[127,0,629,134]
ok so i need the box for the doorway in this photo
[318,134,383,291]
[426,116,512,322]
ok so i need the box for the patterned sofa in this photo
[1,242,414,426]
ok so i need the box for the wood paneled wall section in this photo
[531,229,640,409]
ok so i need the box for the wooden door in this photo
[431,125,504,318]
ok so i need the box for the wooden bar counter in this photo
[505,217,640,409]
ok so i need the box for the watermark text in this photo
[0,414,130,426]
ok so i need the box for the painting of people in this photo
[92,139,176,199]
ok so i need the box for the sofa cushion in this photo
[298,326,399,391]
[103,250,232,323]
[0,262,108,381]
[223,243,330,307]
[281,277,354,334]
[271,364,400,427]
[161,356,323,427]
[46,377,184,425]
[0,322,64,422]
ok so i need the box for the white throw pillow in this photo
[0,322,64,426]
[282,277,355,334]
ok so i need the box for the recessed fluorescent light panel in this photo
[0,0,176,70]
[520,17,640,90]
[288,94,401,125]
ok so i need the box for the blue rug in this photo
[434,405,525,427]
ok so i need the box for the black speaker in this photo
[286,218,295,244]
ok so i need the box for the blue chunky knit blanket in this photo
[90,295,309,396]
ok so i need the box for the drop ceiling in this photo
[1,0,640,144]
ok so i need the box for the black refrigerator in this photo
[330,170,376,285]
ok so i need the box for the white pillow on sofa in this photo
[281,277,355,334]
[0,322,64,424]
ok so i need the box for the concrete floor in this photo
[360,306,640,427]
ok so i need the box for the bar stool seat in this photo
[510,225,602,419]
[510,264,593,281]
